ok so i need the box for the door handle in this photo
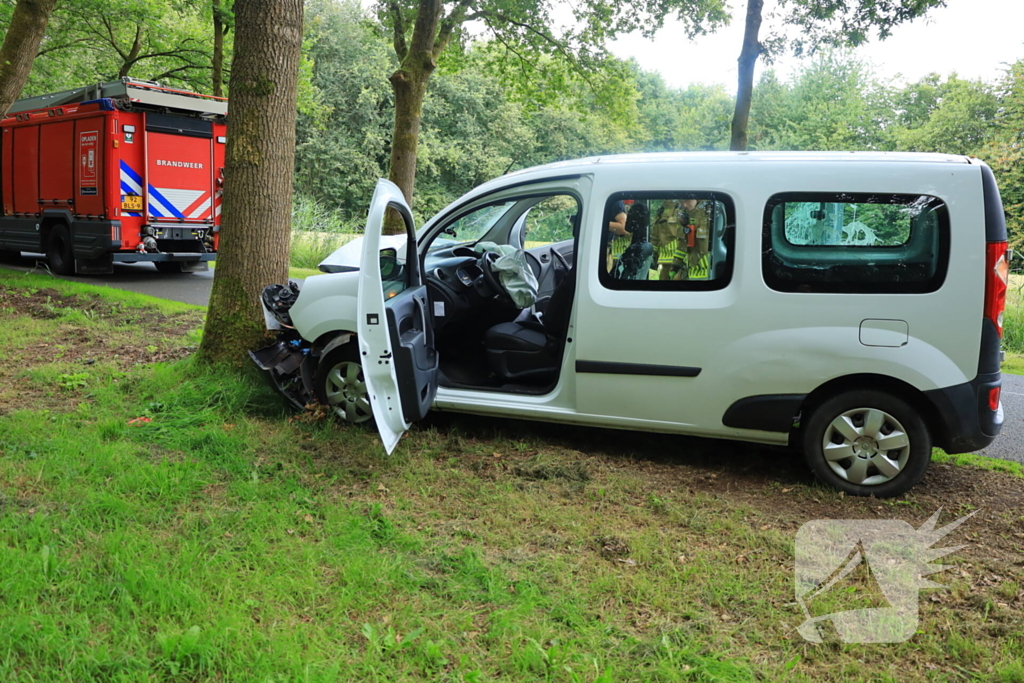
[540,254,549,263]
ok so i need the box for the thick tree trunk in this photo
[0,0,59,116]
[730,0,763,152]
[198,0,303,365]
[212,0,225,97]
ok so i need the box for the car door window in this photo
[523,195,578,248]
[598,192,735,290]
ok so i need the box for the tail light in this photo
[988,386,1001,411]
[984,241,1009,337]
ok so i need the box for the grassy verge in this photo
[1,273,1022,682]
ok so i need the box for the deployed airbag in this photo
[477,242,539,307]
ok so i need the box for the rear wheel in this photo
[314,345,374,425]
[46,224,74,275]
[801,390,931,498]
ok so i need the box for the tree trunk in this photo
[212,0,225,97]
[0,0,59,116]
[383,0,443,234]
[384,67,430,233]
[730,0,763,152]
[198,0,303,365]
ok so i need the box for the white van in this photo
[253,152,1008,497]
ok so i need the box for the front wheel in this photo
[314,345,374,425]
[801,390,931,498]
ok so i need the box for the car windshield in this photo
[427,201,515,251]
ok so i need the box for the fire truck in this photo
[0,78,227,274]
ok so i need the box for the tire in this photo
[155,262,187,274]
[313,344,374,425]
[801,390,931,498]
[46,224,74,275]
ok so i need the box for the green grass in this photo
[290,230,358,270]
[0,274,1022,682]
[1003,353,1024,375]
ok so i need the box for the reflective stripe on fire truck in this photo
[119,160,144,217]
[119,160,214,220]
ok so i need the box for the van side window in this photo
[763,193,950,294]
[599,192,735,291]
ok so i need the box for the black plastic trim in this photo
[0,216,43,251]
[923,371,1002,454]
[575,360,700,377]
[722,394,806,432]
[71,218,118,260]
[980,164,1008,242]
[978,318,1002,375]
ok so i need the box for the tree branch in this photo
[434,0,473,56]
[100,15,128,61]
[388,2,407,60]
[474,10,586,78]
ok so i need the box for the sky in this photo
[608,0,1024,91]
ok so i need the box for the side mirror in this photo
[379,247,399,279]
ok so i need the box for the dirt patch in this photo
[0,287,203,413]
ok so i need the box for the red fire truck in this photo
[0,78,227,274]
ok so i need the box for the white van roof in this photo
[512,150,970,176]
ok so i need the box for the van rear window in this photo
[763,192,949,294]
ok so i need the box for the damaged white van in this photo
[252,152,1007,497]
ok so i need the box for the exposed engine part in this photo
[261,281,302,328]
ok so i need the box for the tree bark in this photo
[730,0,763,151]
[198,0,303,365]
[0,0,59,116]
[383,0,445,233]
[212,0,225,97]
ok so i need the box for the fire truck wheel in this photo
[46,225,75,275]
[155,262,187,274]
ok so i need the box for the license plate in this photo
[121,195,143,211]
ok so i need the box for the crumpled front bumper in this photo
[249,339,316,411]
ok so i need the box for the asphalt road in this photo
[976,372,1024,463]
[0,252,214,306]
[2,253,1021,464]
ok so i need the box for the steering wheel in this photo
[550,248,570,286]
[479,251,517,305]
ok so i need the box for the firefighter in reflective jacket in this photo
[652,198,710,280]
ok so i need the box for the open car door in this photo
[357,180,439,453]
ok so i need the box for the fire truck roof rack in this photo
[6,77,227,117]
